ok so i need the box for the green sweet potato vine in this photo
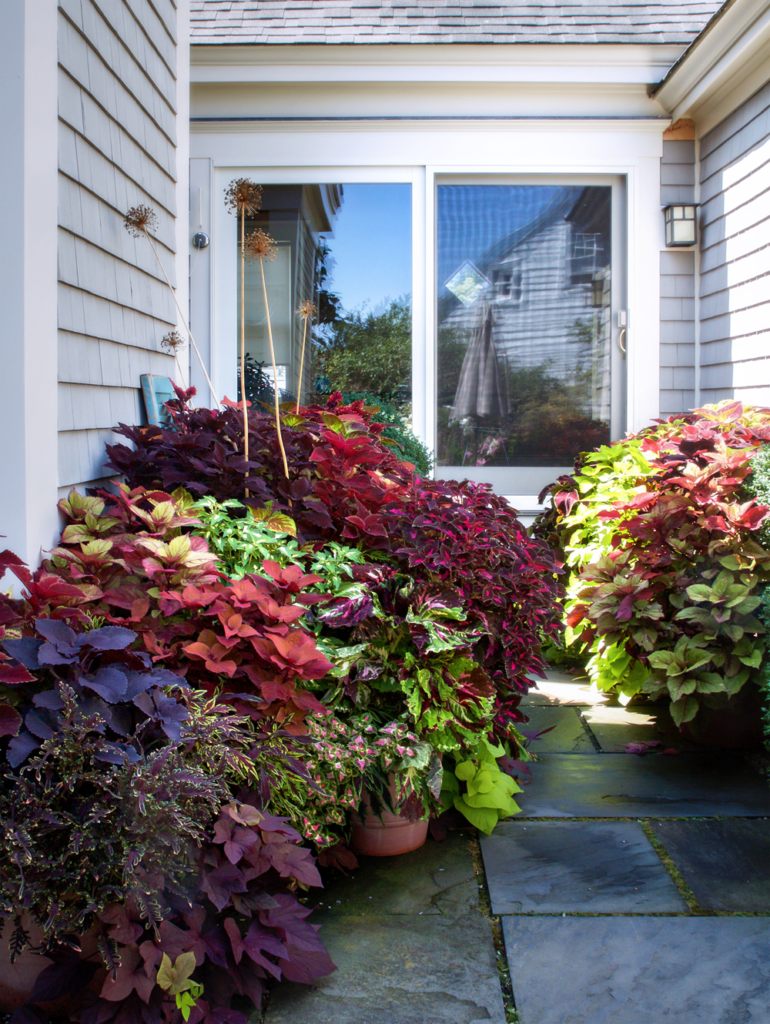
[537,402,770,728]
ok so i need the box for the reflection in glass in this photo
[437,185,612,473]
[237,184,412,414]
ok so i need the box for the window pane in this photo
[238,184,412,413]
[437,185,612,489]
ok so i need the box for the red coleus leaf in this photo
[0,704,22,737]
[0,662,36,685]
[182,630,239,677]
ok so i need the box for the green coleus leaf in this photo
[686,584,715,603]
[249,504,297,537]
[696,672,727,694]
[670,695,699,727]
[737,648,762,669]
[667,675,697,701]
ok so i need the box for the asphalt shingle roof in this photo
[190,1,724,46]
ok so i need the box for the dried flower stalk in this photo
[226,179,264,495]
[124,206,220,409]
[296,300,316,414]
[245,229,289,479]
[161,329,186,380]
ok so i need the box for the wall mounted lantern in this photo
[663,204,698,247]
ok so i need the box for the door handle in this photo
[617,311,627,358]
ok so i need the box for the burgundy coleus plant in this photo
[106,387,414,546]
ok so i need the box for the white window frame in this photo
[193,119,664,509]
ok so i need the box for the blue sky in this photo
[321,184,412,314]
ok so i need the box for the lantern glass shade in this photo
[664,205,698,247]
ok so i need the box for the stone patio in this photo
[265,669,770,1024]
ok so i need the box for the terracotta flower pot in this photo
[350,783,428,857]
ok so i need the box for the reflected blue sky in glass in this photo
[438,186,567,289]
[321,184,412,314]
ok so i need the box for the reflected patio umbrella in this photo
[450,304,509,422]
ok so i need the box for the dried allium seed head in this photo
[297,300,317,321]
[124,205,158,237]
[161,330,185,354]
[244,229,278,262]
[224,178,263,218]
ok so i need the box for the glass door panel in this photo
[436,184,615,497]
[237,183,412,414]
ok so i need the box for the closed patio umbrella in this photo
[450,304,509,422]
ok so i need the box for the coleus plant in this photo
[3,485,335,735]
[537,402,770,726]
[106,387,415,547]
[0,611,335,1024]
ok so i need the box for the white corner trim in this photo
[655,0,770,128]
[0,0,60,578]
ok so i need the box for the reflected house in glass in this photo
[239,185,343,404]
[438,186,612,469]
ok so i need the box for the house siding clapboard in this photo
[57,0,181,493]
[699,80,770,407]
[659,139,696,418]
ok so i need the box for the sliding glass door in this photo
[435,180,624,499]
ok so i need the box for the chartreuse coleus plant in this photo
[538,402,770,727]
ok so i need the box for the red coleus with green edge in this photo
[106,387,415,547]
[1,486,333,733]
[540,401,770,727]
[386,478,563,703]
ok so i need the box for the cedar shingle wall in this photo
[57,0,180,491]
[699,81,770,408]
[659,139,696,418]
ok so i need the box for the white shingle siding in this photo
[57,0,181,491]
[699,81,770,408]
[659,140,696,418]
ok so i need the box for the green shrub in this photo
[341,390,434,476]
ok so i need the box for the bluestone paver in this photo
[520,705,596,753]
[503,916,770,1023]
[481,821,687,914]
[581,704,698,752]
[651,818,770,912]
[265,833,505,1024]
[517,753,770,817]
